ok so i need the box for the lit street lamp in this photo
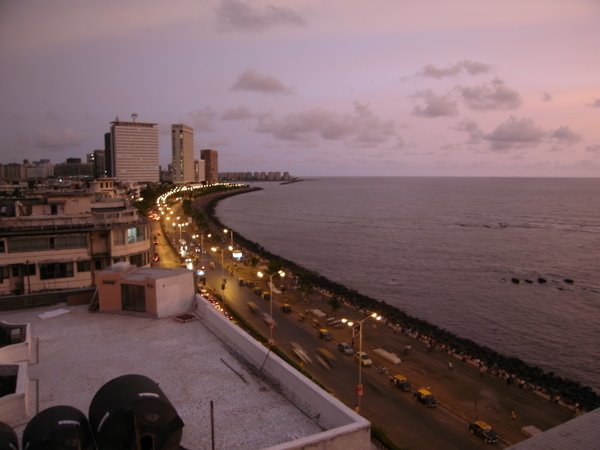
[257,269,285,345]
[342,312,382,413]
[223,228,234,247]
[211,246,224,279]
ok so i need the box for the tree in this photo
[328,295,342,314]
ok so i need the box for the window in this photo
[39,262,74,280]
[9,237,50,253]
[0,266,9,283]
[77,260,92,272]
[8,234,87,253]
[114,230,125,246]
[126,226,146,244]
[10,264,35,277]
[55,234,87,249]
[121,284,146,312]
[129,253,147,267]
[0,240,5,253]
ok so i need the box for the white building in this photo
[110,120,159,183]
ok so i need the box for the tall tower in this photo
[200,149,218,185]
[109,118,159,183]
[171,124,194,184]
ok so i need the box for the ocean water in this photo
[216,177,600,392]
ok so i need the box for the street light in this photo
[211,246,225,278]
[257,269,285,345]
[342,312,382,413]
[223,228,234,248]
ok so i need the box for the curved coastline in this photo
[198,187,600,412]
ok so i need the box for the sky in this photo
[1,0,599,177]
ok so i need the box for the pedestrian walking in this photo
[448,361,453,371]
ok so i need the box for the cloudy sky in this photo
[1,0,599,177]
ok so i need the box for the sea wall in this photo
[194,188,600,412]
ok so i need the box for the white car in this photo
[355,351,372,367]
[261,312,276,328]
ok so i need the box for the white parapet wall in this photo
[0,362,30,427]
[0,322,34,364]
[194,295,372,450]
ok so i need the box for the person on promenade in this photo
[448,361,453,371]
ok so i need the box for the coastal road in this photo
[199,256,494,450]
[154,202,573,449]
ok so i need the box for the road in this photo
[152,203,574,450]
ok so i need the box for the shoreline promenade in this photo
[158,186,596,448]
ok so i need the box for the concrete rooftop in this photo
[5,304,323,449]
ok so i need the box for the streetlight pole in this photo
[224,228,233,248]
[343,312,382,413]
[257,270,285,345]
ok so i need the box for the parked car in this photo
[355,351,372,367]
[414,388,437,407]
[390,374,411,391]
[468,420,499,444]
[246,301,258,313]
[337,342,355,355]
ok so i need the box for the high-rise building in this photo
[104,132,113,177]
[109,119,159,183]
[200,149,218,185]
[93,150,106,179]
[171,124,194,184]
[194,159,205,183]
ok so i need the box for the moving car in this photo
[414,388,437,407]
[390,374,411,391]
[246,301,258,313]
[337,342,355,355]
[468,420,499,444]
[355,351,372,367]
[261,312,276,328]
[281,303,292,313]
[318,328,332,340]
[290,342,311,364]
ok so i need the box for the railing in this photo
[0,210,142,230]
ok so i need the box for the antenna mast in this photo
[131,112,138,122]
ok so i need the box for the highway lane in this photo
[197,250,493,450]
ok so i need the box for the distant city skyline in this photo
[1,1,599,177]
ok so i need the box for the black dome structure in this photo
[88,374,184,450]
[0,421,18,450]
[21,405,94,450]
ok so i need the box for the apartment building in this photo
[0,179,152,296]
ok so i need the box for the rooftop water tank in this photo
[21,405,94,450]
[0,421,18,450]
[88,374,184,450]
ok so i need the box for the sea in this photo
[215,177,600,393]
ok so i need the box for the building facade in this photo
[109,120,159,183]
[200,149,218,185]
[194,159,205,183]
[171,124,194,184]
[93,150,106,179]
[0,179,152,296]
